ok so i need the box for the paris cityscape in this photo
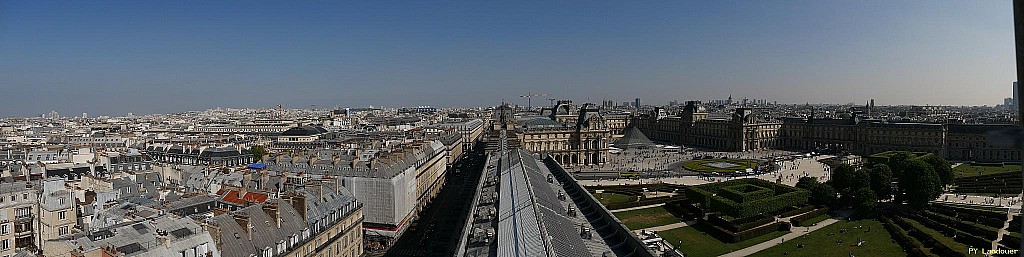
[2,1,1023,257]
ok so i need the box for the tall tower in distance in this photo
[1014,82,1019,107]
[634,98,641,108]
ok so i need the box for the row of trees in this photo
[797,152,953,215]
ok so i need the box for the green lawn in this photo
[597,192,637,206]
[614,206,680,230]
[749,219,907,257]
[954,163,1021,178]
[658,222,789,257]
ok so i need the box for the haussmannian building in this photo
[263,139,454,247]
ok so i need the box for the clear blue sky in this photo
[0,0,1015,117]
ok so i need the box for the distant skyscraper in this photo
[635,98,641,108]
[82,112,87,119]
[1014,82,1019,106]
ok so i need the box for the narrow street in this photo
[384,143,487,257]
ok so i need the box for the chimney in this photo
[231,213,251,240]
[279,171,288,193]
[205,223,222,248]
[369,157,379,170]
[262,202,281,229]
[318,184,324,201]
[260,170,269,190]
[291,193,307,220]
[157,229,171,247]
[241,170,250,196]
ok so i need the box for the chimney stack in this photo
[318,184,324,201]
[239,171,249,197]
[205,223,222,248]
[290,193,307,220]
[262,202,281,229]
[231,213,251,240]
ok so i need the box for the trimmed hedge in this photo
[708,214,774,233]
[1003,234,1021,250]
[720,184,774,203]
[687,178,809,219]
[893,217,968,257]
[880,217,934,257]
[700,219,787,243]
[779,205,816,218]
[928,206,1006,229]
[921,211,999,241]
[790,207,830,227]
[908,215,988,253]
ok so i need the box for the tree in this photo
[809,183,838,207]
[850,169,871,190]
[898,159,942,208]
[885,151,915,178]
[830,164,856,192]
[249,145,268,163]
[796,177,820,190]
[851,187,878,216]
[919,154,954,186]
[869,164,894,200]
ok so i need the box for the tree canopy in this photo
[249,145,268,163]
[897,159,942,208]
[868,164,893,200]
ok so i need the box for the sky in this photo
[0,0,1016,117]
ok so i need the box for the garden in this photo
[682,159,760,173]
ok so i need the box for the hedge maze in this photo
[686,178,809,219]
[677,179,812,244]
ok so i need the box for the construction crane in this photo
[519,92,549,110]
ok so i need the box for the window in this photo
[22,194,27,200]
[59,197,65,205]
[58,226,69,236]
[58,211,67,220]
[0,224,7,235]
[1,239,8,250]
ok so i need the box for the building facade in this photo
[636,101,1021,162]
[517,101,612,166]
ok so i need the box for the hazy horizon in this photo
[1,1,1016,117]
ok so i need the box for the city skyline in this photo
[1,1,1016,117]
